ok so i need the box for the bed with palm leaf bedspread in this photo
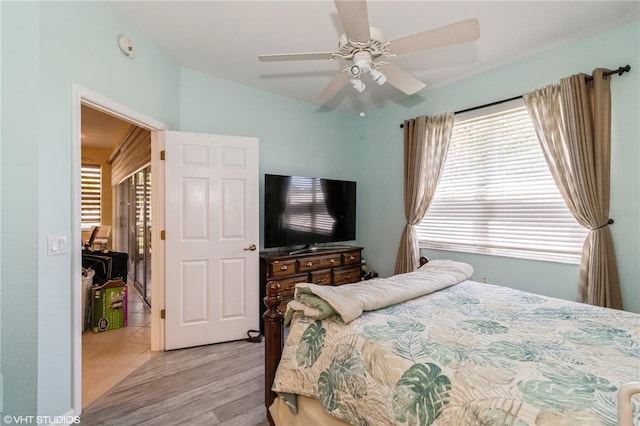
[267,260,640,425]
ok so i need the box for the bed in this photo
[263,260,640,425]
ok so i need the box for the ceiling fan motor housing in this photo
[338,27,387,59]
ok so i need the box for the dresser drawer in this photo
[275,274,308,299]
[342,250,361,266]
[297,253,341,272]
[268,259,297,278]
[332,266,361,286]
[277,274,308,314]
[309,270,331,285]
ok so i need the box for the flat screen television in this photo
[264,174,356,249]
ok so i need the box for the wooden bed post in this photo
[263,281,283,426]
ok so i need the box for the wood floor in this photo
[80,338,270,425]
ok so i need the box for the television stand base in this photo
[288,244,353,255]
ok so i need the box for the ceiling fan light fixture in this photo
[349,64,361,77]
[353,57,371,74]
[350,78,366,93]
[370,68,386,86]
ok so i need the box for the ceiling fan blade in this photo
[258,52,335,62]
[334,0,371,42]
[317,71,350,102]
[379,62,426,95]
[388,18,480,56]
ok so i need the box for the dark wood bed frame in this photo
[262,257,429,425]
[263,281,284,426]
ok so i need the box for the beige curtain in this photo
[394,113,454,274]
[523,69,622,309]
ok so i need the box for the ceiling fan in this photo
[258,0,480,102]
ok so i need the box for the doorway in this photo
[72,84,168,414]
[80,105,154,407]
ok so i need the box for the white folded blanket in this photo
[286,259,473,324]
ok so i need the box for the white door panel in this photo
[165,131,258,350]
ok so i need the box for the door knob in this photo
[244,244,257,251]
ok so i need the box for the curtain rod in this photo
[399,64,631,128]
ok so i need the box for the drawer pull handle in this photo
[280,265,288,271]
[317,279,325,284]
[306,261,313,267]
[349,255,355,260]
[345,275,351,279]
[329,258,336,264]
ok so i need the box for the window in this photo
[417,99,588,264]
[81,164,102,228]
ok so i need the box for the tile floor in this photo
[82,286,155,408]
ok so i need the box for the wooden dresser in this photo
[259,246,363,331]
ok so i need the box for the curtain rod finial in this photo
[618,65,631,75]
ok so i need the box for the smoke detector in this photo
[117,35,135,58]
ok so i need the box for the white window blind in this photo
[81,164,102,228]
[110,126,151,186]
[416,100,588,264]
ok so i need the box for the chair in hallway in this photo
[84,226,100,249]
[92,225,111,251]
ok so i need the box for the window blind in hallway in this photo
[110,126,151,186]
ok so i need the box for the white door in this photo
[164,131,259,350]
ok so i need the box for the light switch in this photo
[47,235,67,256]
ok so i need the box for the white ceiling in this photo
[110,1,638,115]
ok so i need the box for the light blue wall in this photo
[1,0,181,418]
[351,21,640,313]
[0,0,3,412]
[0,3,39,413]
[1,1,40,417]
